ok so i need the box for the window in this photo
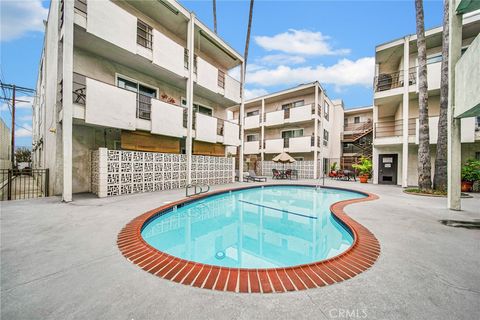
[137,20,153,49]
[117,76,157,120]
[294,157,304,161]
[194,103,212,116]
[426,53,442,64]
[344,117,348,125]
[354,116,360,124]
[282,100,304,110]
[323,129,329,146]
[184,49,189,69]
[324,102,329,121]
[246,110,259,117]
[475,116,480,132]
[194,55,198,74]
[218,70,225,89]
[476,152,480,161]
[246,134,259,142]
[281,129,304,139]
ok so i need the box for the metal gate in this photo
[0,169,49,201]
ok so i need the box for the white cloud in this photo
[255,29,350,56]
[246,57,375,88]
[15,123,32,138]
[259,54,306,65]
[1,0,48,42]
[244,88,268,100]
[0,96,34,111]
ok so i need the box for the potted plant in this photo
[329,162,338,177]
[461,159,480,192]
[352,157,372,183]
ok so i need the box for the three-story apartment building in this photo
[372,11,480,186]
[232,82,344,178]
[32,0,244,200]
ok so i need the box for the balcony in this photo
[264,103,315,127]
[196,57,241,104]
[78,0,240,104]
[245,114,260,129]
[244,141,260,154]
[72,73,186,137]
[286,136,313,153]
[374,119,416,139]
[194,113,240,146]
[264,139,284,154]
[374,67,417,93]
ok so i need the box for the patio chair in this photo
[235,170,250,182]
[290,169,299,180]
[248,170,267,182]
[272,169,283,179]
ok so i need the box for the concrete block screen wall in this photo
[91,148,234,198]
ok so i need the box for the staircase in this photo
[341,124,373,171]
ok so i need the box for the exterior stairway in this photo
[341,121,373,171]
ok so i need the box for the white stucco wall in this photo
[245,115,260,129]
[223,121,240,146]
[265,110,284,126]
[264,139,284,154]
[87,0,136,53]
[288,136,311,153]
[152,29,185,76]
[224,75,241,103]
[197,57,219,93]
[150,100,185,138]
[195,113,217,143]
[455,34,480,118]
[289,105,312,123]
[244,141,260,155]
[85,78,136,130]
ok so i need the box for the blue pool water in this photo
[141,186,365,269]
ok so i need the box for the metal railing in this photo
[185,183,210,197]
[374,67,417,92]
[374,118,416,138]
[0,169,49,201]
[73,73,86,105]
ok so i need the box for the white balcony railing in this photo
[245,114,260,129]
[264,139,284,154]
[288,136,312,153]
[84,0,240,102]
[244,141,260,154]
[264,103,314,127]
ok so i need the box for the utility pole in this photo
[11,85,16,167]
[0,82,36,168]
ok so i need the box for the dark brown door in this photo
[378,154,397,185]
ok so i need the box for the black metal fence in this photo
[0,169,49,201]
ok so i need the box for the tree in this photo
[433,0,449,191]
[212,0,217,34]
[15,147,31,163]
[415,0,432,190]
[244,0,255,69]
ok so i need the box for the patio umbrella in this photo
[272,152,296,171]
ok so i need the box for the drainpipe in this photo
[401,36,410,188]
[238,61,245,177]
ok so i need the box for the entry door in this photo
[378,154,397,185]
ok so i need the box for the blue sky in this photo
[1,0,444,147]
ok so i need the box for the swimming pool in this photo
[141,185,364,268]
[118,185,380,293]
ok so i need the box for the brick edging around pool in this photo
[117,184,380,293]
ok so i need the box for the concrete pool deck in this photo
[1,180,479,319]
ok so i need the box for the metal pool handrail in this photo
[185,183,210,197]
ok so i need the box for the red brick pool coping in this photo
[117,184,380,293]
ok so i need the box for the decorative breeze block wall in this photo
[91,148,234,198]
